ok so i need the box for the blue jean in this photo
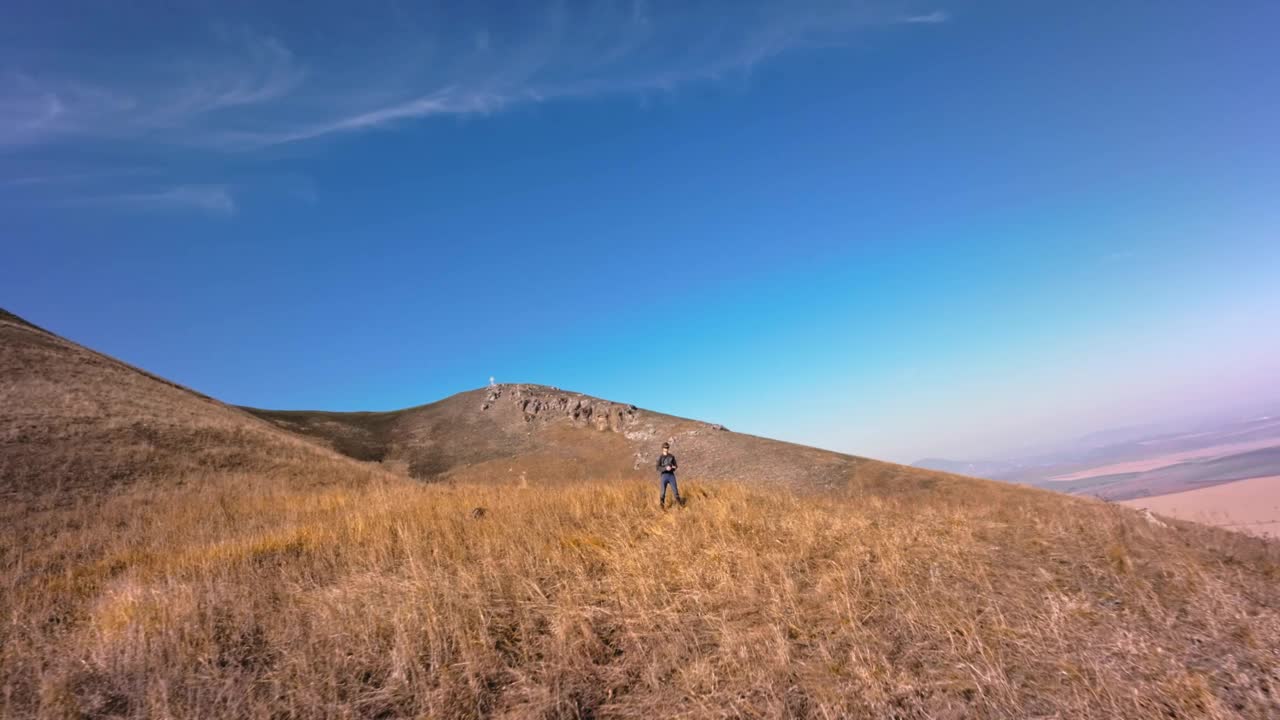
[660,472,681,503]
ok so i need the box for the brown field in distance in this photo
[1121,475,1280,538]
[1048,438,1280,482]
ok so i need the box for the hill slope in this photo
[244,383,925,495]
[0,309,380,498]
[2,309,1279,718]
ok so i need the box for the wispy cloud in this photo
[1103,250,1138,263]
[901,11,949,24]
[1,28,301,148]
[208,88,510,149]
[0,2,945,152]
[1,167,159,188]
[87,185,237,216]
[1,2,947,214]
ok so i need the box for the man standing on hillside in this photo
[656,442,684,509]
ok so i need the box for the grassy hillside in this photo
[0,309,384,499]
[3,308,1280,718]
[243,383,909,495]
[3,469,1278,719]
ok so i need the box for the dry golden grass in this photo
[5,309,1280,717]
[4,466,1279,719]
[0,313,367,499]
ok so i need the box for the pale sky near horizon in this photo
[3,1,1279,463]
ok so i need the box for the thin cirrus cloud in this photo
[1,2,947,214]
[0,167,159,188]
[82,185,238,216]
[1,30,302,148]
[215,3,951,150]
[902,11,949,24]
[2,2,949,152]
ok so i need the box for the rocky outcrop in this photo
[481,384,641,433]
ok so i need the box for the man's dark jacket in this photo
[656,453,678,474]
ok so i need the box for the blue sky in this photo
[3,1,1278,463]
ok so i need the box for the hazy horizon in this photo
[4,1,1278,465]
